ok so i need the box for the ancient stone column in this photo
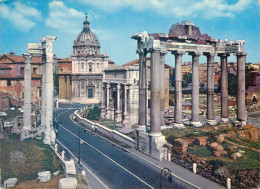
[150,50,161,133]
[237,52,247,123]
[206,53,217,125]
[123,84,129,126]
[105,83,111,119]
[138,51,147,129]
[219,53,229,123]
[173,51,185,127]
[160,52,166,127]
[100,83,106,118]
[40,57,46,129]
[21,53,32,141]
[190,52,202,127]
[115,83,122,123]
[42,36,57,145]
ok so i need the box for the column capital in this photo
[106,83,110,88]
[23,53,32,62]
[171,50,186,56]
[217,53,230,57]
[189,51,202,57]
[235,52,247,56]
[117,83,121,89]
[204,52,216,57]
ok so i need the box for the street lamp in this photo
[159,167,173,189]
[78,126,86,165]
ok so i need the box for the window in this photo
[89,64,92,72]
[60,69,63,72]
[33,68,37,74]
[7,80,11,86]
[81,63,84,70]
[20,67,24,74]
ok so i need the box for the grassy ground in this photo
[248,114,260,118]
[0,134,63,184]
[0,109,22,119]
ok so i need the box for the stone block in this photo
[38,171,51,182]
[53,171,60,176]
[231,152,243,160]
[215,134,225,143]
[227,145,237,152]
[65,159,76,176]
[195,136,208,146]
[214,151,221,157]
[174,138,189,154]
[59,177,77,189]
[4,178,17,188]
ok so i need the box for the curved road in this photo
[54,103,194,189]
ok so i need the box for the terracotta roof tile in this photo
[1,54,42,64]
[58,57,72,63]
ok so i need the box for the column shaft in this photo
[191,53,200,123]
[160,53,165,126]
[220,54,229,120]
[116,84,122,123]
[40,60,46,127]
[105,83,111,119]
[237,53,247,122]
[138,52,146,126]
[174,52,184,124]
[101,83,106,118]
[123,84,129,126]
[150,51,161,133]
[207,54,215,121]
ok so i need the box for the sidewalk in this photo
[127,148,225,189]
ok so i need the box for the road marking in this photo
[55,138,110,189]
[70,112,201,189]
[55,110,154,189]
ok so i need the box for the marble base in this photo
[43,128,56,145]
[220,117,229,123]
[173,123,185,129]
[20,127,31,141]
[105,110,111,120]
[136,130,167,161]
[190,121,203,127]
[205,119,217,126]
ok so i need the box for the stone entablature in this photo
[132,21,247,160]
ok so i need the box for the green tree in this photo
[87,106,101,121]
[216,73,237,96]
[183,73,192,85]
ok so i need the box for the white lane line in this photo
[55,138,110,189]
[56,112,154,189]
[70,113,200,189]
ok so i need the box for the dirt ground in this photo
[14,174,64,189]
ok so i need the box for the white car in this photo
[0,112,7,116]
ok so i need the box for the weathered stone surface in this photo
[195,136,208,146]
[227,145,237,152]
[53,171,60,176]
[38,171,51,182]
[215,145,224,152]
[174,138,189,154]
[237,125,259,142]
[4,178,17,188]
[214,150,227,157]
[209,142,224,151]
[231,152,243,160]
[209,142,219,148]
[65,159,76,176]
[59,177,77,189]
[215,134,225,143]
[224,131,237,138]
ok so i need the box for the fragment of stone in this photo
[227,145,238,152]
[59,177,77,189]
[215,134,225,143]
[195,136,208,146]
[53,171,60,176]
[4,178,17,188]
[38,171,51,182]
[65,159,76,176]
[231,152,243,160]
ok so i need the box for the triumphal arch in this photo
[132,21,247,160]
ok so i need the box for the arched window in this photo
[89,64,92,72]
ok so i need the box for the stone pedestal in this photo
[136,130,167,161]
[220,117,229,124]
[43,128,56,145]
[205,119,217,126]
[190,121,203,127]
[173,123,185,129]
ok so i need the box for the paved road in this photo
[54,104,194,189]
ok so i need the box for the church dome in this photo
[73,14,100,56]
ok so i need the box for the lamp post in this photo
[159,167,173,189]
[78,126,86,165]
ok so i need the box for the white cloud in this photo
[78,0,253,19]
[45,1,85,34]
[0,2,41,32]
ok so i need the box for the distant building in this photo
[58,58,72,100]
[246,64,260,103]
[0,52,42,106]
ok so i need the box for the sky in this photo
[0,0,259,66]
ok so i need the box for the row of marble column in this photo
[138,50,247,134]
[101,82,129,125]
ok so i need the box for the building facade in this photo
[0,53,42,105]
[71,15,110,103]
